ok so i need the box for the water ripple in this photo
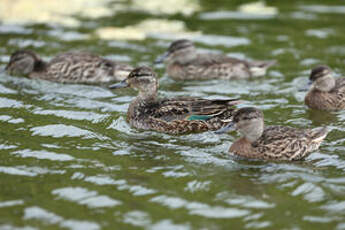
[12,149,74,161]
[0,0,345,229]
[52,187,122,208]
[0,200,24,208]
[151,195,250,218]
[24,206,100,230]
[32,109,109,123]
[0,97,23,108]
[30,124,95,138]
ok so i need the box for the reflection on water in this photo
[239,1,277,15]
[1,0,345,229]
[95,19,199,41]
[200,1,277,20]
[0,0,200,27]
[0,0,113,27]
[305,29,334,39]
[129,0,200,15]
[300,5,345,14]
[305,109,338,126]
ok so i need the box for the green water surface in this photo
[1,0,345,229]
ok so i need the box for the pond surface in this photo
[1,0,345,229]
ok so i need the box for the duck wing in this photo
[329,77,345,108]
[51,51,114,67]
[193,53,247,66]
[253,126,327,160]
[333,77,345,91]
[46,52,132,83]
[152,97,241,122]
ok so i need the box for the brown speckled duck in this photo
[216,107,328,161]
[154,39,276,80]
[5,50,133,84]
[304,65,345,111]
[109,66,242,134]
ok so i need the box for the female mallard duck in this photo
[216,107,328,161]
[5,50,133,84]
[154,39,276,80]
[304,65,345,111]
[109,66,242,134]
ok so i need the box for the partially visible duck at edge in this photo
[109,66,242,135]
[216,107,328,161]
[304,65,345,111]
[154,39,276,80]
[5,50,133,84]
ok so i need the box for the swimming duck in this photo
[109,66,242,134]
[154,39,276,80]
[216,107,328,161]
[304,65,345,111]
[5,50,133,84]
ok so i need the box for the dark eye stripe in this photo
[130,74,151,78]
[234,108,263,122]
[128,67,155,79]
[310,65,331,81]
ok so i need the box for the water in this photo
[1,0,345,229]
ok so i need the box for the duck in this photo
[215,107,328,161]
[109,66,242,134]
[5,50,133,84]
[304,65,345,111]
[154,39,276,80]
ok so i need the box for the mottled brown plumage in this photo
[216,107,328,161]
[305,65,345,111]
[155,39,276,80]
[5,50,133,84]
[109,66,242,134]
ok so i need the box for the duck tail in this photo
[113,64,134,81]
[226,98,243,106]
[310,127,329,143]
[251,60,277,68]
[249,60,277,77]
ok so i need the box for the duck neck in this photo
[313,74,335,92]
[244,131,263,143]
[137,90,157,101]
[230,137,255,158]
[171,47,197,65]
[240,119,264,143]
[128,91,157,121]
[130,91,157,111]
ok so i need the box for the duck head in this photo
[308,65,335,92]
[154,39,197,65]
[109,66,159,97]
[5,50,43,76]
[216,107,264,143]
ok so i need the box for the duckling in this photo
[154,39,276,80]
[109,66,242,134]
[304,65,345,111]
[216,107,328,161]
[5,50,133,84]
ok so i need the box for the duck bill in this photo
[109,80,129,89]
[215,122,235,134]
[298,80,312,92]
[154,52,169,64]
